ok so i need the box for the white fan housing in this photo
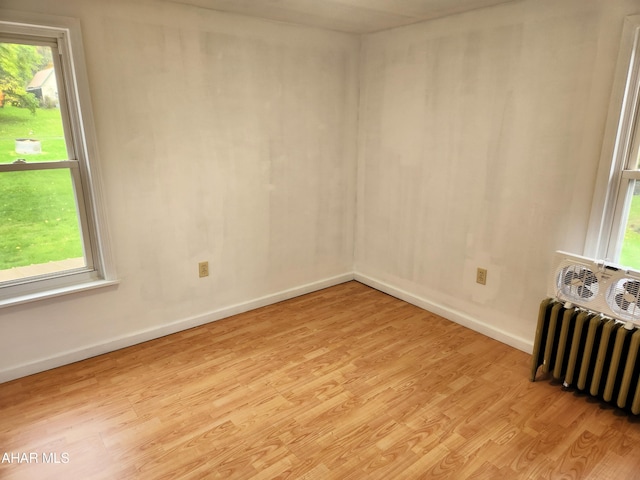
[548,250,640,328]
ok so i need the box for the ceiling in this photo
[164,0,520,34]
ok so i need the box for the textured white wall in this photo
[0,0,359,380]
[355,0,639,348]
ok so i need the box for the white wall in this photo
[355,0,640,350]
[0,0,359,381]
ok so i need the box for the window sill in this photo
[0,279,120,309]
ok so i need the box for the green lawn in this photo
[620,192,640,269]
[0,104,83,271]
[0,104,68,164]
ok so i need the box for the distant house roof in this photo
[27,68,54,89]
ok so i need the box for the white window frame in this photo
[587,15,640,265]
[0,11,117,307]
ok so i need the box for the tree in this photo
[0,43,43,113]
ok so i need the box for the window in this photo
[0,13,115,306]
[588,15,640,269]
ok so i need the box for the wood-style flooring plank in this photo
[1,281,639,479]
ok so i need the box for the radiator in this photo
[530,298,640,415]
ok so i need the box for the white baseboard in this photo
[0,273,354,384]
[354,272,533,354]
[2,271,533,384]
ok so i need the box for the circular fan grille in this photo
[606,278,640,320]
[558,265,599,301]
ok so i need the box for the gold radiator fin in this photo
[542,303,563,375]
[564,311,590,386]
[530,298,553,382]
[603,326,629,402]
[577,315,603,390]
[554,308,576,380]
[617,328,640,408]
[590,320,617,397]
[632,372,640,415]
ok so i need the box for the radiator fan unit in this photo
[549,251,640,328]
[549,252,606,308]
[606,277,640,324]
[559,264,599,301]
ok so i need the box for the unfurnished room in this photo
[1,0,640,478]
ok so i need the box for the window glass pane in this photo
[620,181,640,269]
[0,169,85,282]
[0,42,69,164]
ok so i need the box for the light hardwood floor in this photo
[1,281,639,479]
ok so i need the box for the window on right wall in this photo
[588,15,640,269]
